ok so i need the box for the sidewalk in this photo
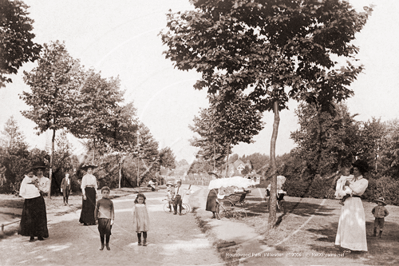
[189,186,285,265]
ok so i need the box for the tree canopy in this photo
[0,0,42,87]
[161,0,372,227]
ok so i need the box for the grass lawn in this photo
[241,188,399,265]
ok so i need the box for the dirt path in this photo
[0,188,223,266]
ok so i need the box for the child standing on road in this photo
[335,166,354,205]
[95,186,114,251]
[372,197,389,238]
[166,181,174,212]
[132,193,150,246]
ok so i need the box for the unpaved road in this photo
[0,190,222,266]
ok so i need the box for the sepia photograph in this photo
[1,0,399,265]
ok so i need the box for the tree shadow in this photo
[307,221,399,265]
[244,199,335,219]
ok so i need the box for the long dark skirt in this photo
[206,189,217,212]
[79,187,96,225]
[18,196,49,238]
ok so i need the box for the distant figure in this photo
[166,181,175,212]
[60,173,72,206]
[148,179,156,191]
[372,197,389,238]
[172,180,184,215]
[95,186,114,250]
[79,164,98,226]
[206,188,218,219]
[335,160,369,252]
[18,162,50,242]
[132,193,150,246]
[335,166,354,205]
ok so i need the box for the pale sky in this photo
[0,0,398,163]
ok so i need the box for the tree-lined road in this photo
[0,189,222,266]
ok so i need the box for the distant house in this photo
[221,159,253,177]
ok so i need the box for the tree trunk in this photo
[48,128,56,199]
[224,143,230,178]
[268,101,280,228]
[119,155,126,189]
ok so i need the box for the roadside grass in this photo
[242,190,399,265]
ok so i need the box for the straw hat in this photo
[375,197,387,205]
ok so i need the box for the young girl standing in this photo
[132,193,150,246]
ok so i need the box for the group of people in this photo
[18,162,151,250]
[18,158,391,253]
[166,179,185,215]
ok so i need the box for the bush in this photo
[284,177,334,199]
[283,178,309,197]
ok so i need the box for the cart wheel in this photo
[163,203,172,213]
[181,203,190,215]
[233,210,247,220]
[216,203,225,219]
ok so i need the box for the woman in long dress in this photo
[206,189,218,218]
[79,164,98,225]
[18,162,50,242]
[335,160,369,252]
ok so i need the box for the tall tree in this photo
[291,102,361,176]
[161,0,372,227]
[0,116,30,186]
[190,91,264,175]
[21,40,83,197]
[69,69,124,153]
[159,147,176,170]
[359,117,386,173]
[0,0,42,87]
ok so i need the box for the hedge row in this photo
[282,176,399,206]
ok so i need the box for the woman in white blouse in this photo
[79,164,98,225]
[18,162,50,242]
[335,160,369,252]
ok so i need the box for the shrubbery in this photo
[283,178,333,198]
[282,174,399,206]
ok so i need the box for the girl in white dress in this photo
[132,193,150,246]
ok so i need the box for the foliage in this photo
[21,41,83,134]
[69,69,138,153]
[0,117,30,187]
[379,119,399,178]
[291,102,362,176]
[161,0,372,226]
[358,117,386,173]
[241,153,270,174]
[0,0,42,87]
[190,91,264,172]
[159,147,176,169]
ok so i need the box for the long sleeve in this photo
[38,177,50,194]
[19,177,28,198]
[348,177,368,196]
[111,201,115,220]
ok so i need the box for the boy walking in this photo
[95,186,115,250]
[372,197,389,238]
